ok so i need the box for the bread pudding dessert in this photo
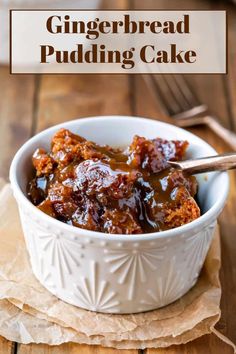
[28,128,200,234]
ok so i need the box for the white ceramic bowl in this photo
[10,116,229,314]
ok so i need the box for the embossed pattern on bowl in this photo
[10,116,229,313]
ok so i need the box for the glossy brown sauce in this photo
[28,128,200,234]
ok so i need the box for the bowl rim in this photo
[9,115,229,242]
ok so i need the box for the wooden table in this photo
[0,0,236,352]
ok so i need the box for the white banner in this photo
[10,10,226,74]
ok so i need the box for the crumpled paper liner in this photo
[0,181,235,350]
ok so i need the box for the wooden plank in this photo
[210,0,236,132]
[0,336,15,354]
[189,0,236,347]
[223,1,236,130]
[0,66,36,180]
[214,0,236,347]
[0,65,35,352]
[18,343,137,354]
[35,74,132,133]
[147,334,234,354]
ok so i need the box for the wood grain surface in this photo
[0,0,235,353]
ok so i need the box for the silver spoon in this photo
[168,153,236,175]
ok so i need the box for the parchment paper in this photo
[0,181,234,350]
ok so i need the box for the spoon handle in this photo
[168,153,236,175]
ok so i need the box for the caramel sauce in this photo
[28,128,200,234]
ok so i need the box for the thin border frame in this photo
[9,9,228,75]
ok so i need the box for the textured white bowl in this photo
[10,116,229,314]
